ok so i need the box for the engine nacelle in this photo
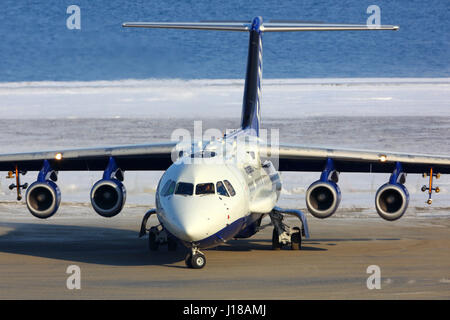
[25,180,61,219]
[375,183,409,221]
[306,180,341,219]
[90,179,126,218]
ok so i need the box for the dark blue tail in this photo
[240,17,263,136]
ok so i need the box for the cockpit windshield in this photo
[195,183,215,195]
[175,182,194,196]
[169,181,232,197]
[190,151,216,158]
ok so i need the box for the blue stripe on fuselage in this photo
[179,213,264,249]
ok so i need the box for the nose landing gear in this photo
[185,247,206,269]
[139,209,205,268]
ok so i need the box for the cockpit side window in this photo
[196,183,215,195]
[161,180,175,196]
[175,182,194,196]
[223,180,236,196]
[160,180,170,194]
[216,181,229,197]
[165,180,176,196]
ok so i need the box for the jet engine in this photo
[306,180,341,219]
[306,159,341,219]
[90,178,126,218]
[26,180,61,219]
[375,183,409,221]
[375,163,409,221]
[25,161,60,219]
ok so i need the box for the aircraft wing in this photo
[265,144,450,174]
[2,141,449,174]
[0,142,177,172]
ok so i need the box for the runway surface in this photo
[0,205,448,299]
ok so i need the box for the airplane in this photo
[1,17,449,269]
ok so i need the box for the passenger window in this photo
[175,182,194,196]
[196,183,215,195]
[245,166,254,174]
[216,181,229,197]
[223,180,236,196]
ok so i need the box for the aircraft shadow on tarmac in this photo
[0,222,399,267]
[0,222,187,267]
[213,239,328,252]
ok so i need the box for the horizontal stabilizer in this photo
[262,22,399,32]
[123,21,399,32]
[122,22,249,31]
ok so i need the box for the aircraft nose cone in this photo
[161,196,221,242]
[175,217,206,242]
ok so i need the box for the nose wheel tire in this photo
[185,252,206,269]
[272,229,282,250]
[185,253,193,268]
[191,253,206,269]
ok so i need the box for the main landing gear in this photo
[147,225,178,252]
[139,209,178,252]
[269,208,309,250]
[185,247,206,269]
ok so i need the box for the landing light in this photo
[55,153,63,160]
[379,155,387,162]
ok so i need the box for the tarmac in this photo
[0,204,449,299]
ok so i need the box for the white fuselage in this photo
[155,134,281,247]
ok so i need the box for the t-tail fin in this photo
[240,17,263,136]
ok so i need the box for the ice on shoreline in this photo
[0,78,449,119]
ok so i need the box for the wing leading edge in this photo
[0,142,177,172]
[263,144,450,174]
